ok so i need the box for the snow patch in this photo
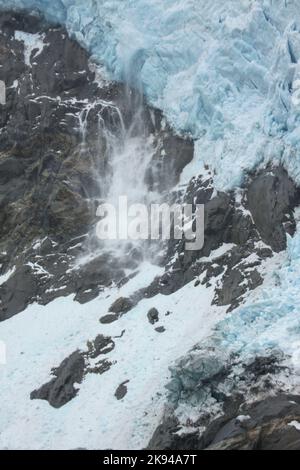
[0,261,225,450]
[14,30,46,66]
[288,421,300,431]
[0,267,15,287]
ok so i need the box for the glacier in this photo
[2,1,300,189]
[2,0,300,449]
[0,261,226,449]
[212,224,300,370]
[167,222,300,426]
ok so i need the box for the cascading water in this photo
[77,79,162,264]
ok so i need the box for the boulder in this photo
[30,351,85,408]
[147,308,159,325]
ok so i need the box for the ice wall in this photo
[2,1,300,189]
[216,229,300,370]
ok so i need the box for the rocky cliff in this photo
[0,9,300,450]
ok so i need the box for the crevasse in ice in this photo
[2,1,300,189]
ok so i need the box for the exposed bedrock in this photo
[30,351,85,409]
[247,167,300,252]
[148,340,300,450]
[0,11,193,321]
[30,334,115,408]
[1,11,299,324]
[149,394,300,451]
[139,166,300,315]
[1,11,300,452]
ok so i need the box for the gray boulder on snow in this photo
[147,308,159,325]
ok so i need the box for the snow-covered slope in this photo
[0,262,226,450]
[1,2,300,451]
[2,1,300,189]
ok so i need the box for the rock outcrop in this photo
[149,394,300,451]
[0,11,194,321]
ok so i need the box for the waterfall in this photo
[77,80,162,265]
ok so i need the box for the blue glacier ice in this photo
[2,0,300,365]
[169,226,300,406]
[215,228,300,368]
[204,222,300,377]
[2,1,300,189]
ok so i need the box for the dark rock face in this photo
[0,265,38,320]
[247,167,300,252]
[30,351,85,409]
[109,297,133,315]
[87,335,115,359]
[146,133,194,192]
[0,13,97,245]
[207,395,300,451]
[0,11,194,322]
[138,165,299,314]
[213,267,263,312]
[100,313,119,325]
[0,12,122,320]
[0,244,129,321]
[155,326,166,333]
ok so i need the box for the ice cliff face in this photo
[2,1,300,189]
[1,2,300,451]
